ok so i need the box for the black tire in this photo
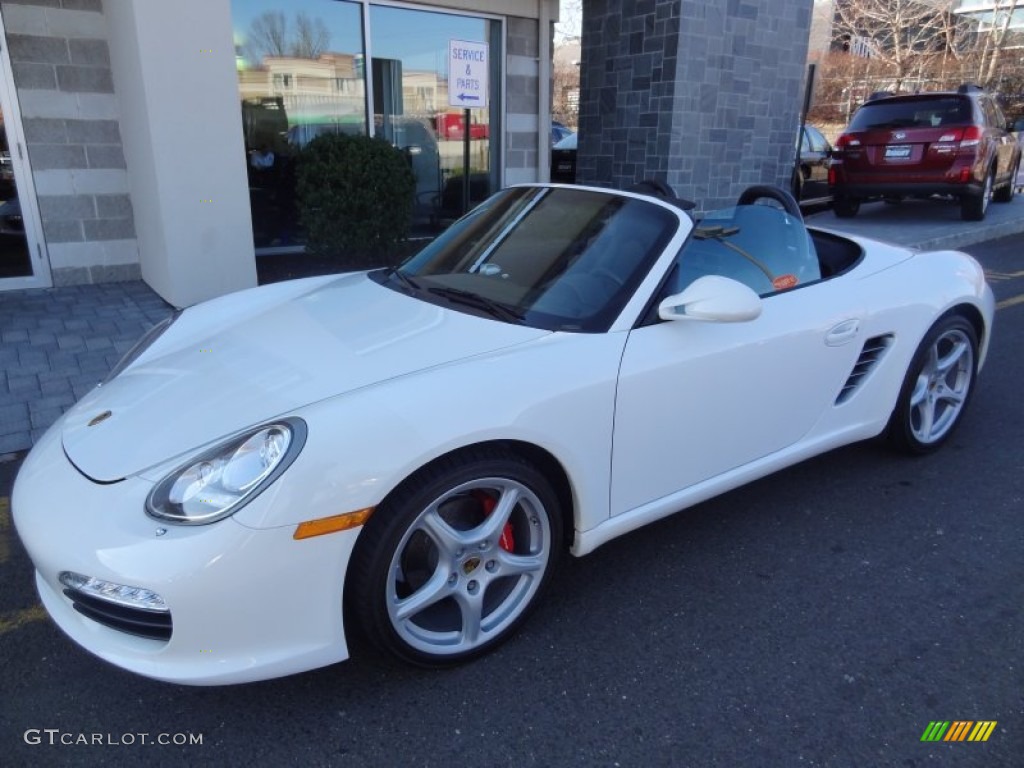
[833,196,860,218]
[961,168,994,220]
[993,159,1019,203]
[886,315,978,455]
[346,448,563,667]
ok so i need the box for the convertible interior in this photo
[669,184,863,298]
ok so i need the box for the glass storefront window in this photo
[233,0,367,250]
[232,0,502,252]
[369,5,499,233]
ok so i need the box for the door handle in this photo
[825,319,860,346]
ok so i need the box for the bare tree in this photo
[247,11,290,64]
[245,10,332,64]
[977,1,1023,88]
[556,0,582,42]
[832,0,958,90]
[552,59,580,127]
[294,12,331,60]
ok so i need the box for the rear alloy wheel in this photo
[992,159,1019,203]
[833,196,860,218]
[887,315,978,454]
[347,450,563,666]
[961,167,994,220]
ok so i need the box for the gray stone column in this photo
[577,0,813,211]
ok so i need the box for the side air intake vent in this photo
[836,334,894,404]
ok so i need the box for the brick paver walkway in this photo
[0,281,173,455]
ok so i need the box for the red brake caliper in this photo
[474,492,515,552]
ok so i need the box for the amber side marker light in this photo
[294,508,374,540]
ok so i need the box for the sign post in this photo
[448,40,489,214]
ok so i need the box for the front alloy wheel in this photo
[887,315,978,454]
[347,450,562,666]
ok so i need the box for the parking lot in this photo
[0,231,1021,767]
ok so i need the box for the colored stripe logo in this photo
[920,721,997,742]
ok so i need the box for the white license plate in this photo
[885,145,912,159]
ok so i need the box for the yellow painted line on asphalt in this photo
[0,499,50,637]
[997,293,1024,311]
[0,605,47,636]
[0,496,9,564]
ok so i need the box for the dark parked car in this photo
[550,132,577,183]
[829,84,1021,221]
[553,127,834,199]
[793,125,832,205]
[551,121,573,146]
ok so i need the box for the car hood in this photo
[61,274,550,482]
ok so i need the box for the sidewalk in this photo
[1,283,174,455]
[805,193,1024,250]
[3,194,1024,457]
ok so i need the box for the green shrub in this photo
[295,133,415,268]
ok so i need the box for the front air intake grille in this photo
[64,589,173,641]
[836,334,894,404]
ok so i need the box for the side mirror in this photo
[658,275,763,323]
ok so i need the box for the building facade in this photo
[0,0,556,305]
[0,0,813,306]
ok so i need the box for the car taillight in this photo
[959,125,983,149]
[835,133,861,151]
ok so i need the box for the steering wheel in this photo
[736,185,803,222]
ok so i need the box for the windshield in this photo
[374,187,679,332]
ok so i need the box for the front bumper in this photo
[12,425,359,685]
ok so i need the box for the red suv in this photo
[829,84,1021,221]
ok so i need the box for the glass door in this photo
[369,5,500,233]
[0,10,50,289]
[233,0,368,253]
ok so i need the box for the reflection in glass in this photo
[370,5,496,232]
[233,0,367,250]
[389,187,678,332]
[232,1,501,251]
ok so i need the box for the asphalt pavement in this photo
[0,234,1022,767]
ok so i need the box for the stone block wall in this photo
[577,0,813,211]
[1,0,139,285]
[505,16,540,185]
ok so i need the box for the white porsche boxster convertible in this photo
[13,183,994,684]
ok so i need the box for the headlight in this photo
[146,418,307,525]
[102,310,182,386]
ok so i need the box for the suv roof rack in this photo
[865,91,896,102]
[957,83,983,94]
